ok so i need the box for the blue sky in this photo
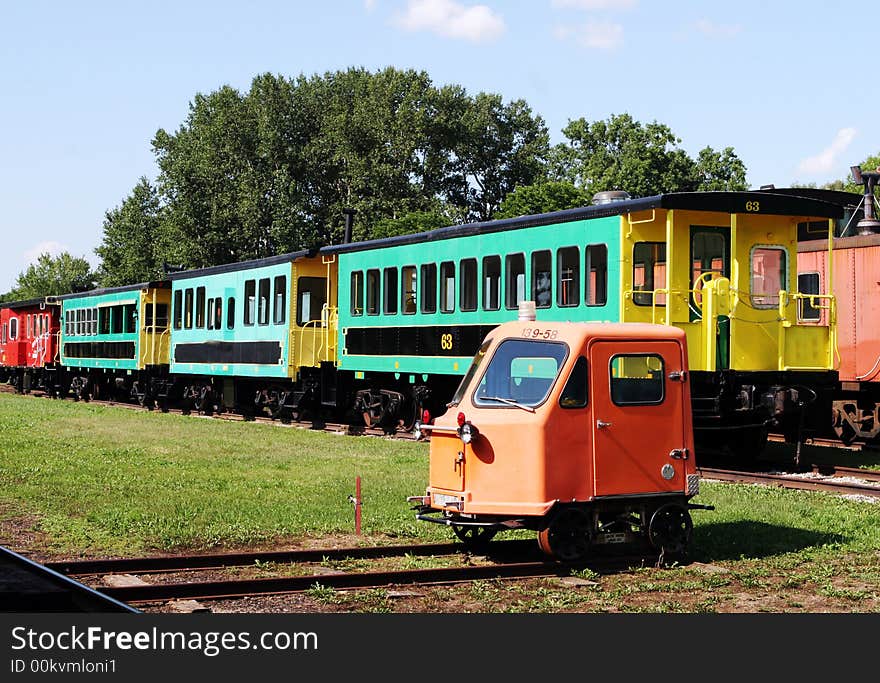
[0,0,875,292]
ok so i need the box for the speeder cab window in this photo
[473,339,567,408]
[610,354,664,405]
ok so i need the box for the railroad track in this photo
[48,539,650,605]
[698,466,880,498]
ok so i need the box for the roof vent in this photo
[592,190,631,205]
[518,300,537,322]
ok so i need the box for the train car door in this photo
[589,339,688,497]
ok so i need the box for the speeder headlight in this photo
[458,422,477,444]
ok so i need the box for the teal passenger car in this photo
[57,282,171,402]
[166,250,339,416]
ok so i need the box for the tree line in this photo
[6,66,776,300]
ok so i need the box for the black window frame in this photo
[273,276,287,325]
[557,246,580,307]
[505,253,525,310]
[609,353,666,406]
[420,263,437,314]
[258,278,270,325]
[173,290,183,330]
[585,243,608,307]
[531,250,552,310]
[460,258,478,312]
[226,297,236,329]
[383,267,398,315]
[350,271,364,316]
[401,265,417,315]
[440,261,455,314]
[366,268,380,316]
[244,280,256,326]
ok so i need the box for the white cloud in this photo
[555,21,623,49]
[693,19,742,38]
[364,0,377,11]
[23,241,67,265]
[393,0,505,43]
[798,127,858,176]
[551,0,636,9]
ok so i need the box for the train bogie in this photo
[411,318,707,560]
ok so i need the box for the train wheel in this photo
[537,508,592,562]
[452,525,497,552]
[648,504,693,556]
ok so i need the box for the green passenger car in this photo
[57,282,171,401]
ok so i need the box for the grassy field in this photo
[1,392,879,578]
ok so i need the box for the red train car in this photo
[0,298,61,393]
[798,233,880,443]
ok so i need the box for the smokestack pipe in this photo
[852,166,880,235]
[342,209,356,244]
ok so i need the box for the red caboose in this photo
[798,233,880,443]
[0,298,61,392]
[410,318,709,561]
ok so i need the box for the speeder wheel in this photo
[648,504,693,556]
[452,525,497,552]
[537,508,592,562]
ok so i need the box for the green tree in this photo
[551,113,747,197]
[7,252,95,300]
[495,181,592,219]
[95,178,176,287]
[693,146,748,191]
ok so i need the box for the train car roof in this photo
[52,281,170,302]
[755,187,863,209]
[0,297,50,310]
[320,190,846,255]
[164,249,313,281]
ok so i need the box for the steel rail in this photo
[48,540,537,577]
[698,467,880,498]
[97,555,650,604]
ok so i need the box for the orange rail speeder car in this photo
[409,313,711,561]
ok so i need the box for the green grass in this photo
[1,392,879,573]
[0,393,442,554]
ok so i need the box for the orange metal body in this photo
[425,321,696,521]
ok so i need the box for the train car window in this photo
[89,308,96,335]
[184,288,194,329]
[585,244,608,306]
[691,231,726,310]
[473,339,567,408]
[27,314,32,338]
[482,256,501,311]
[124,305,136,334]
[273,276,286,325]
[99,308,110,335]
[504,254,525,310]
[206,298,215,329]
[366,269,380,315]
[212,299,222,330]
[560,356,588,408]
[9,318,17,340]
[173,290,183,330]
[226,297,235,329]
[798,272,821,322]
[111,305,123,334]
[74,310,81,336]
[195,287,206,328]
[297,277,327,326]
[244,280,256,325]
[1,322,6,344]
[421,264,437,314]
[750,246,787,309]
[258,278,270,325]
[632,242,666,306]
[350,271,364,316]
[460,258,477,312]
[610,354,665,405]
[531,251,552,309]
[383,268,398,315]
[557,247,579,307]
[401,266,417,314]
[63,311,69,336]
[440,261,455,313]
[146,303,169,331]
